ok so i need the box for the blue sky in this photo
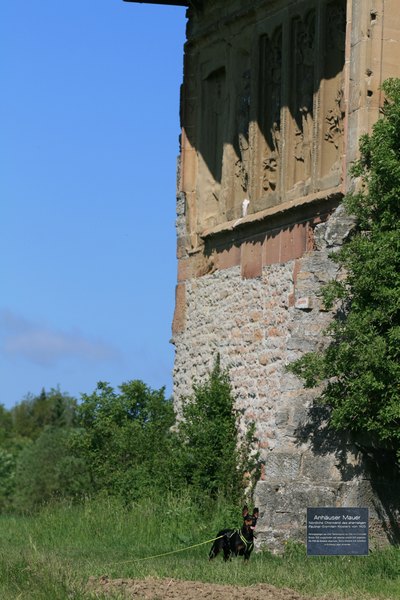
[0,1,187,408]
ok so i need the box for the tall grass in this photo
[0,494,399,599]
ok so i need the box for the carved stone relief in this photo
[259,29,283,204]
[290,11,316,189]
[226,49,252,222]
[325,87,345,150]
[234,67,251,196]
[198,66,227,229]
[320,0,346,182]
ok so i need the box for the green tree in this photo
[0,448,15,510]
[11,387,77,440]
[289,78,400,460]
[13,427,91,512]
[176,357,259,501]
[0,404,30,511]
[0,404,13,443]
[74,380,176,500]
[0,390,79,512]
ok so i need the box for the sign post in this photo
[307,507,369,556]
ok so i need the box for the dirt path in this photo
[88,576,346,600]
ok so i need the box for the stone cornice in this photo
[201,188,344,242]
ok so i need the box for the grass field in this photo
[0,495,399,599]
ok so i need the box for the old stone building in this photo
[126,0,400,550]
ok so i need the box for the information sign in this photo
[307,507,368,556]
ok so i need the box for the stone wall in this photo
[172,0,400,551]
[173,203,400,551]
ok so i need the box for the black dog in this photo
[209,505,259,561]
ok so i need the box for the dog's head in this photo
[242,505,259,530]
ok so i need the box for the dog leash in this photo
[107,534,225,565]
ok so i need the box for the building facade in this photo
[127,0,400,550]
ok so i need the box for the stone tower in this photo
[126,0,400,550]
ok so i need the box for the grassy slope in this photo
[0,495,399,600]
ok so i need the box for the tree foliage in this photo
[73,380,176,500]
[0,390,80,512]
[0,363,258,511]
[176,357,259,502]
[11,387,77,440]
[289,78,400,458]
[13,427,90,512]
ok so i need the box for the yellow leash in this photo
[109,534,224,565]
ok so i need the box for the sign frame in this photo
[307,507,369,556]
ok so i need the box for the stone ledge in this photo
[201,187,343,240]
